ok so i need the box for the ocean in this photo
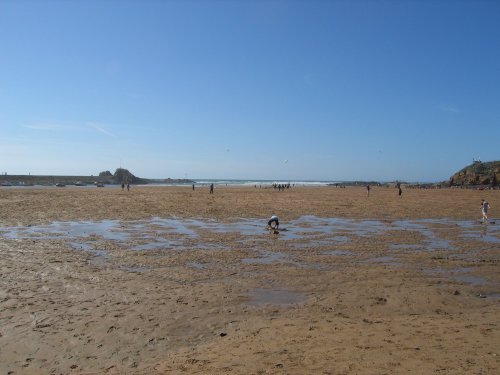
[191,179,341,187]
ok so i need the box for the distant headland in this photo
[1,162,499,188]
[449,160,500,187]
[0,168,194,187]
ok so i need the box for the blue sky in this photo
[1,0,499,182]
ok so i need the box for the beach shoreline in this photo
[0,186,498,374]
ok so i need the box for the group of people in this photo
[121,183,130,191]
[145,181,493,227]
[273,183,291,191]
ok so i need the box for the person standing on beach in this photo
[366,185,370,197]
[209,183,214,194]
[127,183,130,191]
[481,199,490,223]
[398,186,402,197]
[121,183,125,191]
[192,183,195,191]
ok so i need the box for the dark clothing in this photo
[268,218,279,228]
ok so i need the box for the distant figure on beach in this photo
[121,183,125,191]
[209,183,214,194]
[267,215,279,230]
[366,185,370,197]
[192,183,195,191]
[481,199,490,223]
[127,183,130,191]
[398,186,402,197]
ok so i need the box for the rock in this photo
[449,160,500,187]
[113,168,145,184]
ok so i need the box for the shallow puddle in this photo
[290,236,348,249]
[362,256,399,264]
[423,267,491,287]
[69,242,108,258]
[131,240,180,251]
[462,229,500,244]
[2,220,128,241]
[247,288,308,306]
[390,244,422,250]
[391,220,452,250]
[453,274,489,286]
[480,292,500,299]
[447,267,490,286]
[187,262,208,269]
[0,216,498,273]
[323,250,354,256]
[289,216,387,238]
[208,219,266,236]
[149,217,199,237]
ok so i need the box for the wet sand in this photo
[0,186,499,374]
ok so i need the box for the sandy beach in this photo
[0,185,498,374]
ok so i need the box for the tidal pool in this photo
[423,267,491,287]
[323,249,355,256]
[247,288,308,306]
[1,216,498,273]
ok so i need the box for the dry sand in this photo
[0,185,498,374]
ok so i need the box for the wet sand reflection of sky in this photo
[0,216,498,292]
[1,216,498,254]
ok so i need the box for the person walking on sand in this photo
[121,183,125,191]
[398,186,402,197]
[267,215,279,230]
[192,183,195,191]
[209,183,214,194]
[481,199,490,223]
[127,183,130,191]
[366,185,370,197]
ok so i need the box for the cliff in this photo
[449,160,500,186]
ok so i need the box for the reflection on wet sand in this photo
[247,288,308,306]
[1,187,499,374]
[1,215,498,290]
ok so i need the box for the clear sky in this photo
[1,0,499,182]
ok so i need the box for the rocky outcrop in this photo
[449,160,500,186]
[113,168,146,184]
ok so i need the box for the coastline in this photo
[0,186,498,374]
